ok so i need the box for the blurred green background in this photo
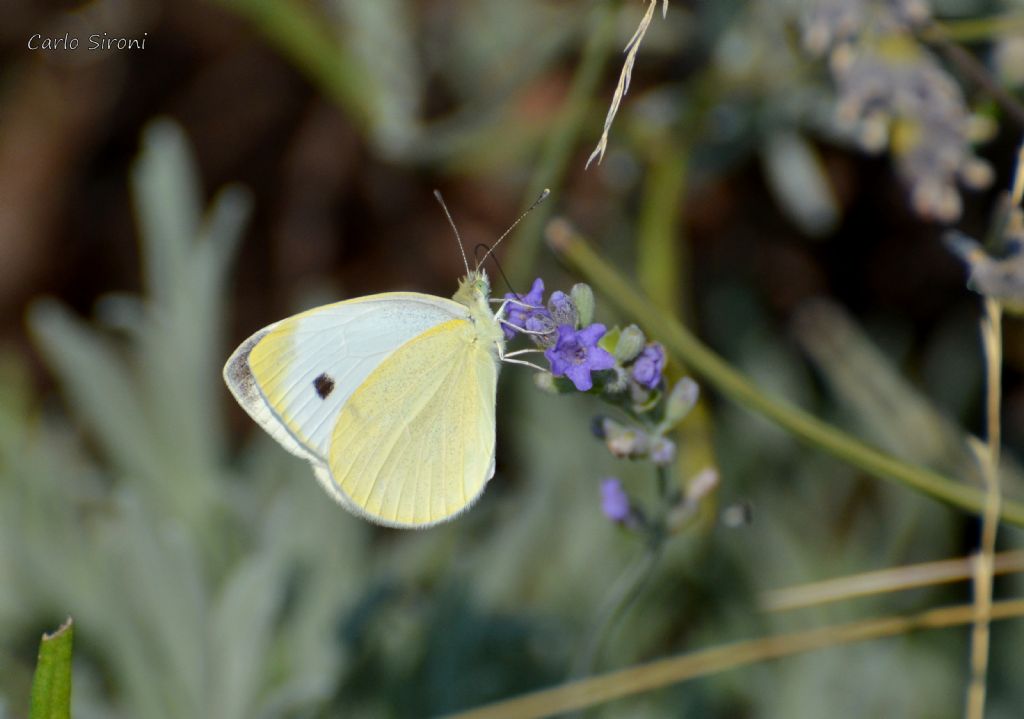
[3,0,1024,716]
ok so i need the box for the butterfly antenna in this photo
[433,189,471,276]
[475,188,551,270]
[475,242,523,300]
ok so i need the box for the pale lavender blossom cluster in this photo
[801,0,993,221]
[802,0,930,54]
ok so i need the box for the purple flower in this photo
[544,324,617,391]
[503,278,547,340]
[524,312,555,333]
[600,477,630,522]
[631,342,666,389]
[547,290,578,327]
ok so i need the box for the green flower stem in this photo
[637,139,688,316]
[545,220,1024,527]
[30,617,73,719]
[569,544,662,680]
[506,0,620,285]
[214,0,374,131]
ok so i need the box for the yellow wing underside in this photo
[329,319,498,527]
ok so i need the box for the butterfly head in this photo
[454,270,505,349]
[455,269,492,307]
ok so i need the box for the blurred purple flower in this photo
[544,324,616,391]
[503,277,548,340]
[631,342,666,389]
[600,477,630,522]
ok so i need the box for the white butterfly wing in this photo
[223,293,470,494]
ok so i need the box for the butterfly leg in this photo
[499,356,548,372]
[489,297,543,308]
[497,343,547,371]
[497,318,554,338]
[491,297,544,326]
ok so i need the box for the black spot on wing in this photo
[313,372,335,399]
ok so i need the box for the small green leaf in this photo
[30,617,74,719]
[598,326,620,354]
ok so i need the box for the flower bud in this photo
[547,291,579,328]
[571,283,595,326]
[664,377,699,428]
[666,468,719,533]
[600,418,649,459]
[596,365,629,395]
[685,468,719,504]
[650,436,677,466]
[533,371,557,394]
[614,324,646,363]
[600,477,631,523]
[525,313,557,347]
[631,342,665,389]
[721,501,753,527]
[629,380,656,408]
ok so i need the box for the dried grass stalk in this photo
[586,0,667,168]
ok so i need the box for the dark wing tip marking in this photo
[224,330,269,406]
[313,372,335,399]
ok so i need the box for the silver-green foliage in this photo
[0,121,369,719]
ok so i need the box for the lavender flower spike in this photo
[503,277,546,340]
[544,323,617,391]
[600,477,630,522]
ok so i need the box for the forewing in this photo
[327,319,499,527]
[223,292,467,466]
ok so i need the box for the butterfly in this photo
[223,192,547,528]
